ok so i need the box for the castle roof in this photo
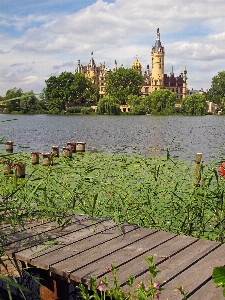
[154,28,162,52]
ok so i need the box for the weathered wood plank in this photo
[1,214,224,299]
[188,279,224,300]
[18,220,127,268]
[131,238,220,290]
[12,219,110,263]
[48,226,158,279]
[50,227,161,279]
[158,243,225,299]
[110,234,198,290]
[68,230,177,285]
[0,255,22,277]
[4,215,98,256]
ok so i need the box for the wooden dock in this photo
[1,214,225,299]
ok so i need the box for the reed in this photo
[0,149,225,298]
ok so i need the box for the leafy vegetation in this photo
[181,94,207,115]
[104,68,144,105]
[43,72,99,114]
[144,89,177,115]
[0,146,225,298]
[208,71,225,106]
[0,150,224,242]
[97,96,121,115]
[0,88,45,114]
[212,266,225,297]
[78,256,169,300]
[2,70,225,116]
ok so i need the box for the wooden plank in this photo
[16,220,125,268]
[1,214,88,242]
[4,215,101,256]
[132,238,219,288]
[0,216,67,238]
[188,279,224,300]
[110,234,198,290]
[28,223,137,270]
[0,255,22,277]
[68,230,177,285]
[12,219,116,262]
[50,227,162,279]
[158,243,225,299]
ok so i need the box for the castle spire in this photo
[154,28,161,53]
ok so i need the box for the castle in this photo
[75,28,188,100]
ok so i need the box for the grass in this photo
[0,150,224,242]
[0,148,225,299]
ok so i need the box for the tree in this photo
[209,71,225,105]
[44,72,99,113]
[97,96,121,115]
[5,87,23,112]
[127,95,146,115]
[105,68,144,105]
[19,92,40,114]
[181,94,206,115]
[144,89,177,115]
[3,88,41,114]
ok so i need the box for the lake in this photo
[0,114,225,162]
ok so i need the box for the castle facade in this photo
[75,28,188,99]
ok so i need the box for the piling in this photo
[194,153,202,186]
[31,152,40,165]
[6,141,13,153]
[2,159,13,175]
[76,142,86,153]
[52,146,59,157]
[66,142,76,153]
[42,153,53,166]
[12,162,26,178]
[62,147,72,158]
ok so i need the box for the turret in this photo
[114,60,118,72]
[88,51,98,85]
[151,28,165,92]
[132,55,142,74]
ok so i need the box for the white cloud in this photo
[1,0,225,94]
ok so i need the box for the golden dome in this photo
[132,55,142,69]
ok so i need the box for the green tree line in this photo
[1,69,225,115]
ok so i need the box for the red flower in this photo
[219,162,225,178]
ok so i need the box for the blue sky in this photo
[0,0,225,95]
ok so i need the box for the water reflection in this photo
[0,114,225,162]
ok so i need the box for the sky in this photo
[1,0,225,96]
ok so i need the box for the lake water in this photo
[0,114,225,162]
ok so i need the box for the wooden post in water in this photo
[194,153,202,186]
[52,146,59,157]
[6,141,13,153]
[62,147,72,158]
[31,152,40,165]
[66,142,76,153]
[42,153,53,166]
[76,142,86,153]
[12,162,26,178]
[2,159,13,175]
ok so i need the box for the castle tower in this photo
[182,66,188,98]
[151,28,165,92]
[88,51,98,85]
[132,55,142,74]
